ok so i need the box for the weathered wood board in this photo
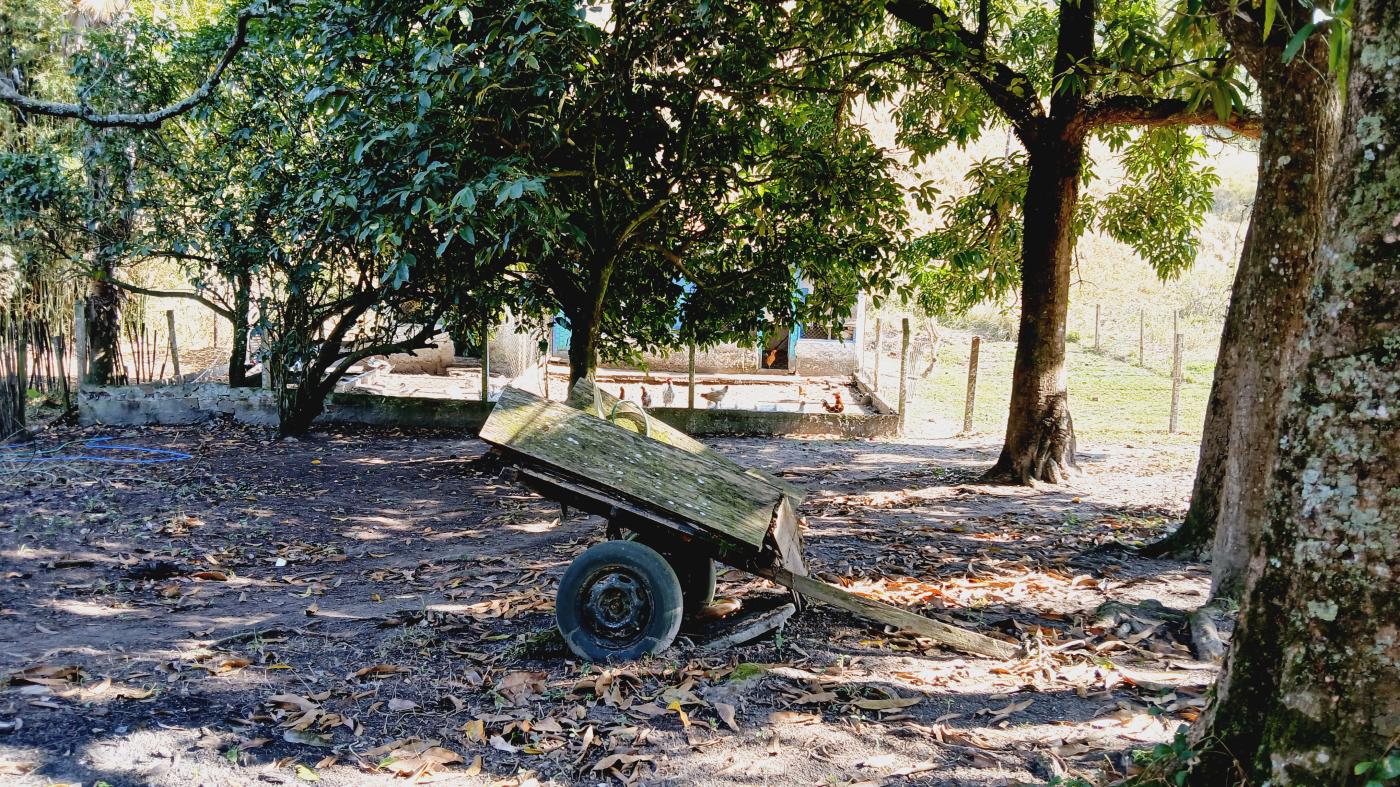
[566,380,806,503]
[568,379,807,574]
[480,386,781,548]
[768,569,1020,660]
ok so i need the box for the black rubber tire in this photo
[556,540,684,662]
[623,532,717,616]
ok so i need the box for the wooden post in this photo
[165,310,181,382]
[480,317,491,403]
[544,316,554,400]
[72,300,87,385]
[963,335,980,433]
[55,336,71,411]
[1139,309,1145,367]
[1169,332,1183,433]
[687,343,696,409]
[897,318,910,434]
[212,314,219,348]
[1094,304,1101,350]
[871,317,882,391]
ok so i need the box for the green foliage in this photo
[903,154,1026,317]
[873,0,1252,318]
[445,1,911,372]
[1355,750,1400,787]
[1093,128,1220,280]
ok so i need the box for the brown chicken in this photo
[822,391,845,413]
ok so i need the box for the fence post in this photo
[1094,304,1101,351]
[872,317,882,391]
[1169,332,1183,433]
[544,316,554,399]
[898,318,910,435]
[687,343,696,409]
[1139,309,1145,367]
[480,317,490,403]
[166,310,182,382]
[963,335,980,433]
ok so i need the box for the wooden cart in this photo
[478,383,1017,661]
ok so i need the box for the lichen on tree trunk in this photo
[1187,2,1400,780]
[985,135,1084,485]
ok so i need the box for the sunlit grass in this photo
[908,333,1212,446]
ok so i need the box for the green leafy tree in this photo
[874,0,1260,482]
[446,1,910,385]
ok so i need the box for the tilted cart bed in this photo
[478,383,1016,661]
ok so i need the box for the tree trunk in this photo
[83,271,123,385]
[228,268,254,388]
[985,134,1083,484]
[1186,4,1400,781]
[1151,3,1342,583]
[565,309,600,390]
[564,256,616,389]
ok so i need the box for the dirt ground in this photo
[0,422,1219,787]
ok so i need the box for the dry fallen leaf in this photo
[715,702,739,732]
[769,711,821,726]
[349,663,408,680]
[592,753,654,771]
[851,695,921,711]
[495,671,547,705]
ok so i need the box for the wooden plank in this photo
[481,386,780,547]
[566,380,806,502]
[768,569,1019,660]
[771,496,807,576]
[512,465,756,559]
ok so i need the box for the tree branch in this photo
[0,5,265,130]
[884,0,1044,143]
[1083,95,1262,139]
[108,278,234,320]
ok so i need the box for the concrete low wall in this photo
[648,406,898,438]
[322,392,493,430]
[80,383,281,427]
[79,383,488,432]
[80,379,894,437]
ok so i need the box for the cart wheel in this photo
[623,532,717,616]
[556,540,684,662]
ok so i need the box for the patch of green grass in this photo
[913,334,1212,445]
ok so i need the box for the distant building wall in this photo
[381,333,455,374]
[487,314,545,378]
[632,344,760,375]
[793,339,859,376]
